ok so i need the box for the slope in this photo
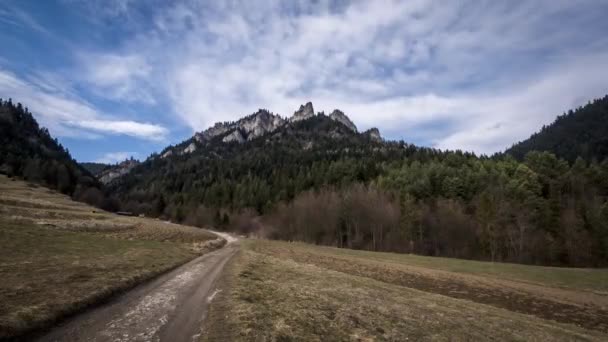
[506,95,608,162]
[0,98,103,204]
[107,103,408,220]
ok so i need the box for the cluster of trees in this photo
[257,152,608,267]
[378,152,608,266]
[0,98,111,208]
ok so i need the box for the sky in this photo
[1,0,607,163]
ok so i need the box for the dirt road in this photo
[38,232,238,342]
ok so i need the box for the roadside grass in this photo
[0,175,221,339]
[202,239,608,341]
[0,219,197,339]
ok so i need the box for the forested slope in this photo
[0,98,108,207]
[109,101,608,267]
[506,95,608,162]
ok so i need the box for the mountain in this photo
[157,102,364,159]
[108,102,410,218]
[0,97,107,206]
[81,162,109,175]
[506,95,608,162]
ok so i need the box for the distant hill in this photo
[0,97,109,207]
[81,159,140,185]
[506,95,608,162]
[81,162,109,176]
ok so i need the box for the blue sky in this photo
[1,0,608,162]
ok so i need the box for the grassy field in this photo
[0,175,220,339]
[202,239,608,341]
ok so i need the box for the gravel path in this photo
[38,234,239,342]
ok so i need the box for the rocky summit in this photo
[329,109,357,132]
[289,102,315,122]
[364,127,382,142]
[157,102,381,162]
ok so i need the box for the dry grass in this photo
[293,242,608,294]
[0,175,217,244]
[202,239,608,341]
[0,175,221,339]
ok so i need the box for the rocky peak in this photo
[222,129,245,143]
[329,109,357,132]
[364,127,382,142]
[238,109,285,140]
[195,122,232,142]
[290,102,315,122]
[183,142,197,154]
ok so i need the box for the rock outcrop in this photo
[329,109,357,132]
[164,103,366,157]
[289,102,315,122]
[183,142,197,154]
[222,129,245,143]
[194,122,231,142]
[238,110,286,140]
[364,127,382,142]
[98,159,139,184]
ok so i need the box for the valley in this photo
[2,2,608,340]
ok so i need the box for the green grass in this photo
[202,239,608,341]
[0,219,198,339]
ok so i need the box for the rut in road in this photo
[38,234,238,342]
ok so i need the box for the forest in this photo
[107,99,608,267]
[261,152,608,267]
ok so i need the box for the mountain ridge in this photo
[158,102,379,160]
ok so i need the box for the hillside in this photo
[0,98,104,205]
[80,162,109,175]
[506,95,608,162]
[106,100,608,267]
[108,103,418,217]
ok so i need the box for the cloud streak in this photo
[0,68,167,140]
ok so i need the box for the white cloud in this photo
[0,68,168,140]
[16,0,608,154]
[72,119,167,140]
[80,53,155,104]
[95,151,137,164]
[86,0,604,154]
